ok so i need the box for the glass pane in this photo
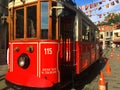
[16,9,24,38]
[41,2,48,39]
[91,29,95,42]
[82,22,89,41]
[27,5,37,38]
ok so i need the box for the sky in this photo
[74,0,99,6]
[73,0,120,24]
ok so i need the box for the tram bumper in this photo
[5,72,53,88]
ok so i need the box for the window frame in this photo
[11,0,56,40]
[14,3,37,40]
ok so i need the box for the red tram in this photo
[5,0,100,89]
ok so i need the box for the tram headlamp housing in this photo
[18,53,30,69]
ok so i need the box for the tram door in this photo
[60,15,74,64]
[59,15,75,81]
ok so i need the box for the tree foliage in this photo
[97,13,120,26]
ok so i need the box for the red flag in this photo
[85,5,89,10]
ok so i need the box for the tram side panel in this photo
[95,43,100,60]
[90,43,96,64]
[75,42,100,74]
[75,16,99,74]
[76,42,95,74]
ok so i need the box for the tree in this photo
[98,13,120,26]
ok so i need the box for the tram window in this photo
[41,2,48,39]
[91,29,95,42]
[82,23,89,41]
[95,30,99,42]
[16,9,24,38]
[27,5,36,38]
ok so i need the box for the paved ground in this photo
[82,48,120,90]
[102,48,120,90]
[0,48,120,90]
[0,65,13,90]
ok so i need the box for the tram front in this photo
[5,0,60,89]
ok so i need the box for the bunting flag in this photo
[111,1,115,6]
[90,3,94,8]
[80,0,120,11]
[79,0,120,23]
[85,4,89,10]
[106,4,109,8]
[103,13,106,16]
[99,1,102,4]
[102,0,106,2]
[115,0,119,3]
[81,5,85,10]
[94,2,99,7]
[98,7,102,10]
[98,14,102,18]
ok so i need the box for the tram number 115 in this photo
[44,48,53,55]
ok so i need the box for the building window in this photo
[106,32,109,36]
[110,32,113,36]
[100,34,103,39]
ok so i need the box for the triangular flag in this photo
[115,0,119,3]
[111,1,115,6]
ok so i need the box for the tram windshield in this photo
[16,5,37,39]
[16,9,24,38]
[13,1,57,40]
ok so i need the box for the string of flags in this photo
[80,0,119,10]
[79,0,120,24]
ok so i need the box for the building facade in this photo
[98,24,120,49]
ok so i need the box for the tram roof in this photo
[62,2,97,29]
[8,0,98,29]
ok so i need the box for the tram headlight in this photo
[18,53,30,69]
